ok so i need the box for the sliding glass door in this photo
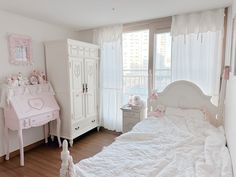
[154,31,172,92]
[122,30,149,104]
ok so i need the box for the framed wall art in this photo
[8,34,33,65]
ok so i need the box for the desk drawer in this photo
[30,113,54,127]
[20,119,31,129]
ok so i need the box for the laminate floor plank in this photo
[0,129,119,177]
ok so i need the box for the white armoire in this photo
[45,39,99,147]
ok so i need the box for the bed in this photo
[59,81,233,177]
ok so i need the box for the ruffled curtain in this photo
[94,25,123,132]
[171,8,224,37]
[171,8,225,105]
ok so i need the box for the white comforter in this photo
[74,115,233,177]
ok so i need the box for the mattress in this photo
[73,114,233,177]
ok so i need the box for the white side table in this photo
[121,105,145,133]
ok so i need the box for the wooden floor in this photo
[0,129,119,177]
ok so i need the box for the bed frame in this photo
[59,80,223,177]
[149,80,223,127]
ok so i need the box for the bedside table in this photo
[121,105,145,133]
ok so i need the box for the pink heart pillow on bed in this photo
[148,105,165,118]
[148,110,164,117]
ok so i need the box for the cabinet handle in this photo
[82,84,85,93]
[75,126,80,130]
[85,83,88,92]
[91,120,95,123]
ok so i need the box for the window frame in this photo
[122,29,150,104]
[123,17,172,101]
[153,29,172,92]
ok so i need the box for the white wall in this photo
[0,10,77,157]
[224,4,236,176]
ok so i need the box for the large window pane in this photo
[122,30,149,104]
[154,32,172,92]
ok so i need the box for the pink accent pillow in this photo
[148,110,164,117]
[148,104,165,118]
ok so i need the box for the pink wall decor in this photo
[8,34,33,65]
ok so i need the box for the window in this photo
[121,16,223,107]
[122,30,149,104]
[154,32,172,92]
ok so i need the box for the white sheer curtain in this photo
[171,9,224,104]
[94,25,123,132]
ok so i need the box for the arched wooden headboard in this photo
[148,80,222,127]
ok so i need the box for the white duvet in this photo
[73,115,233,177]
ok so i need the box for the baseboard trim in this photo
[0,139,44,163]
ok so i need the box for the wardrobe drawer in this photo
[72,120,87,134]
[89,118,98,126]
[73,122,81,132]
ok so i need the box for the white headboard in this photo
[149,80,222,127]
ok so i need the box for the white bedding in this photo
[73,115,233,177]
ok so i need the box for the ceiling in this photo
[0,0,232,31]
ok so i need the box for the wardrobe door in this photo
[70,58,85,122]
[84,58,98,118]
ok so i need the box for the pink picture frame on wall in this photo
[8,34,33,65]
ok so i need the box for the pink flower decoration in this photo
[149,90,158,100]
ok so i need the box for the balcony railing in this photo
[122,69,171,103]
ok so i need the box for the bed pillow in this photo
[165,106,205,120]
[183,108,205,120]
[148,104,166,118]
[165,107,185,117]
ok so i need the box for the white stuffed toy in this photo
[17,72,25,86]
[129,95,145,109]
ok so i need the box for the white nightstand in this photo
[121,105,145,133]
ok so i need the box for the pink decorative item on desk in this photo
[37,71,47,84]
[5,72,30,87]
